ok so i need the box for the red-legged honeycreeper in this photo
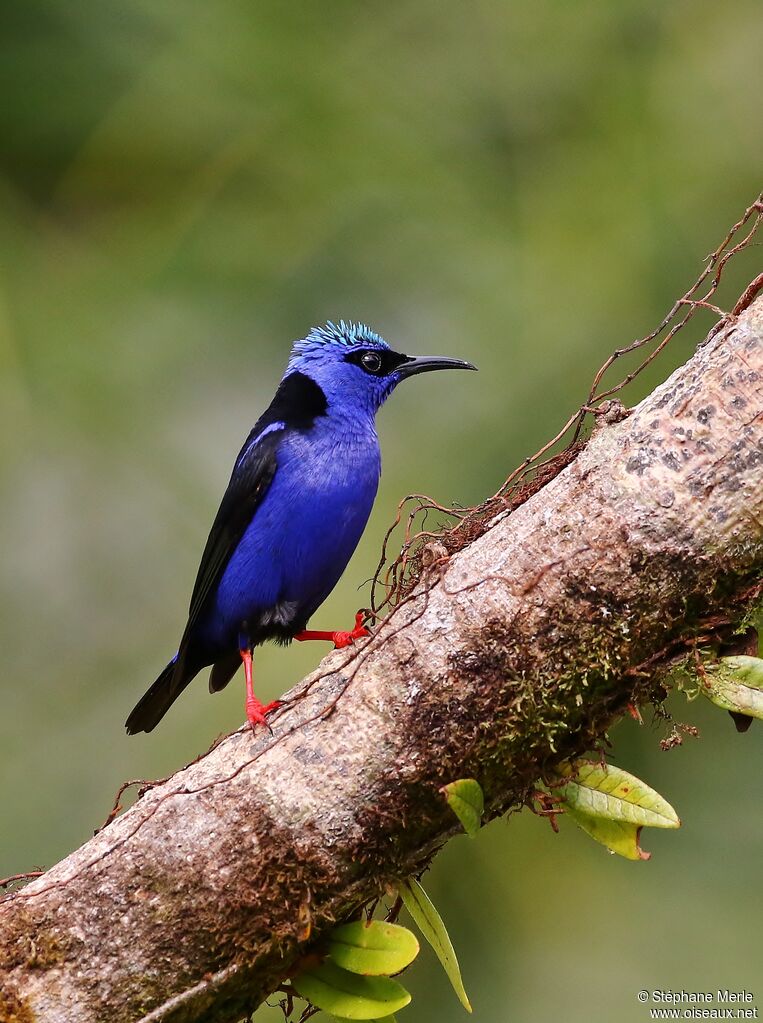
[126,321,476,734]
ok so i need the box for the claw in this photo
[246,698,282,732]
[332,612,370,649]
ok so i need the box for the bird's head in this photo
[286,321,476,416]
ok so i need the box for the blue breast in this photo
[201,418,381,647]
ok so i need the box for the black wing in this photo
[183,424,283,635]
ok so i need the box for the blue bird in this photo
[126,321,475,734]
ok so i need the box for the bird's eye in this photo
[360,351,383,374]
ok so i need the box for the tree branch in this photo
[2,294,762,1023]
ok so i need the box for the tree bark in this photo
[2,295,762,1023]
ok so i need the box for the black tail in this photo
[126,651,203,734]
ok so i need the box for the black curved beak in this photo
[396,355,478,380]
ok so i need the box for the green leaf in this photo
[399,877,472,1013]
[333,1018,397,1023]
[557,761,680,829]
[442,779,484,838]
[328,920,419,976]
[700,656,763,720]
[565,806,651,860]
[292,961,410,1020]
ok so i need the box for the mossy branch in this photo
[1,294,762,1023]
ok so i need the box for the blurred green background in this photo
[1,2,761,1021]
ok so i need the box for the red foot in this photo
[246,697,283,730]
[332,612,370,649]
[295,612,370,649]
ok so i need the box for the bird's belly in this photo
[205,443,379,645]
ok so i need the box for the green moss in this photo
[0,920,65,973]
[24,932,64,971]
[735,598,763,641]
[0,989,35,1023]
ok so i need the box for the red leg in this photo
[294,611,370,649]
[240,648,281,730]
